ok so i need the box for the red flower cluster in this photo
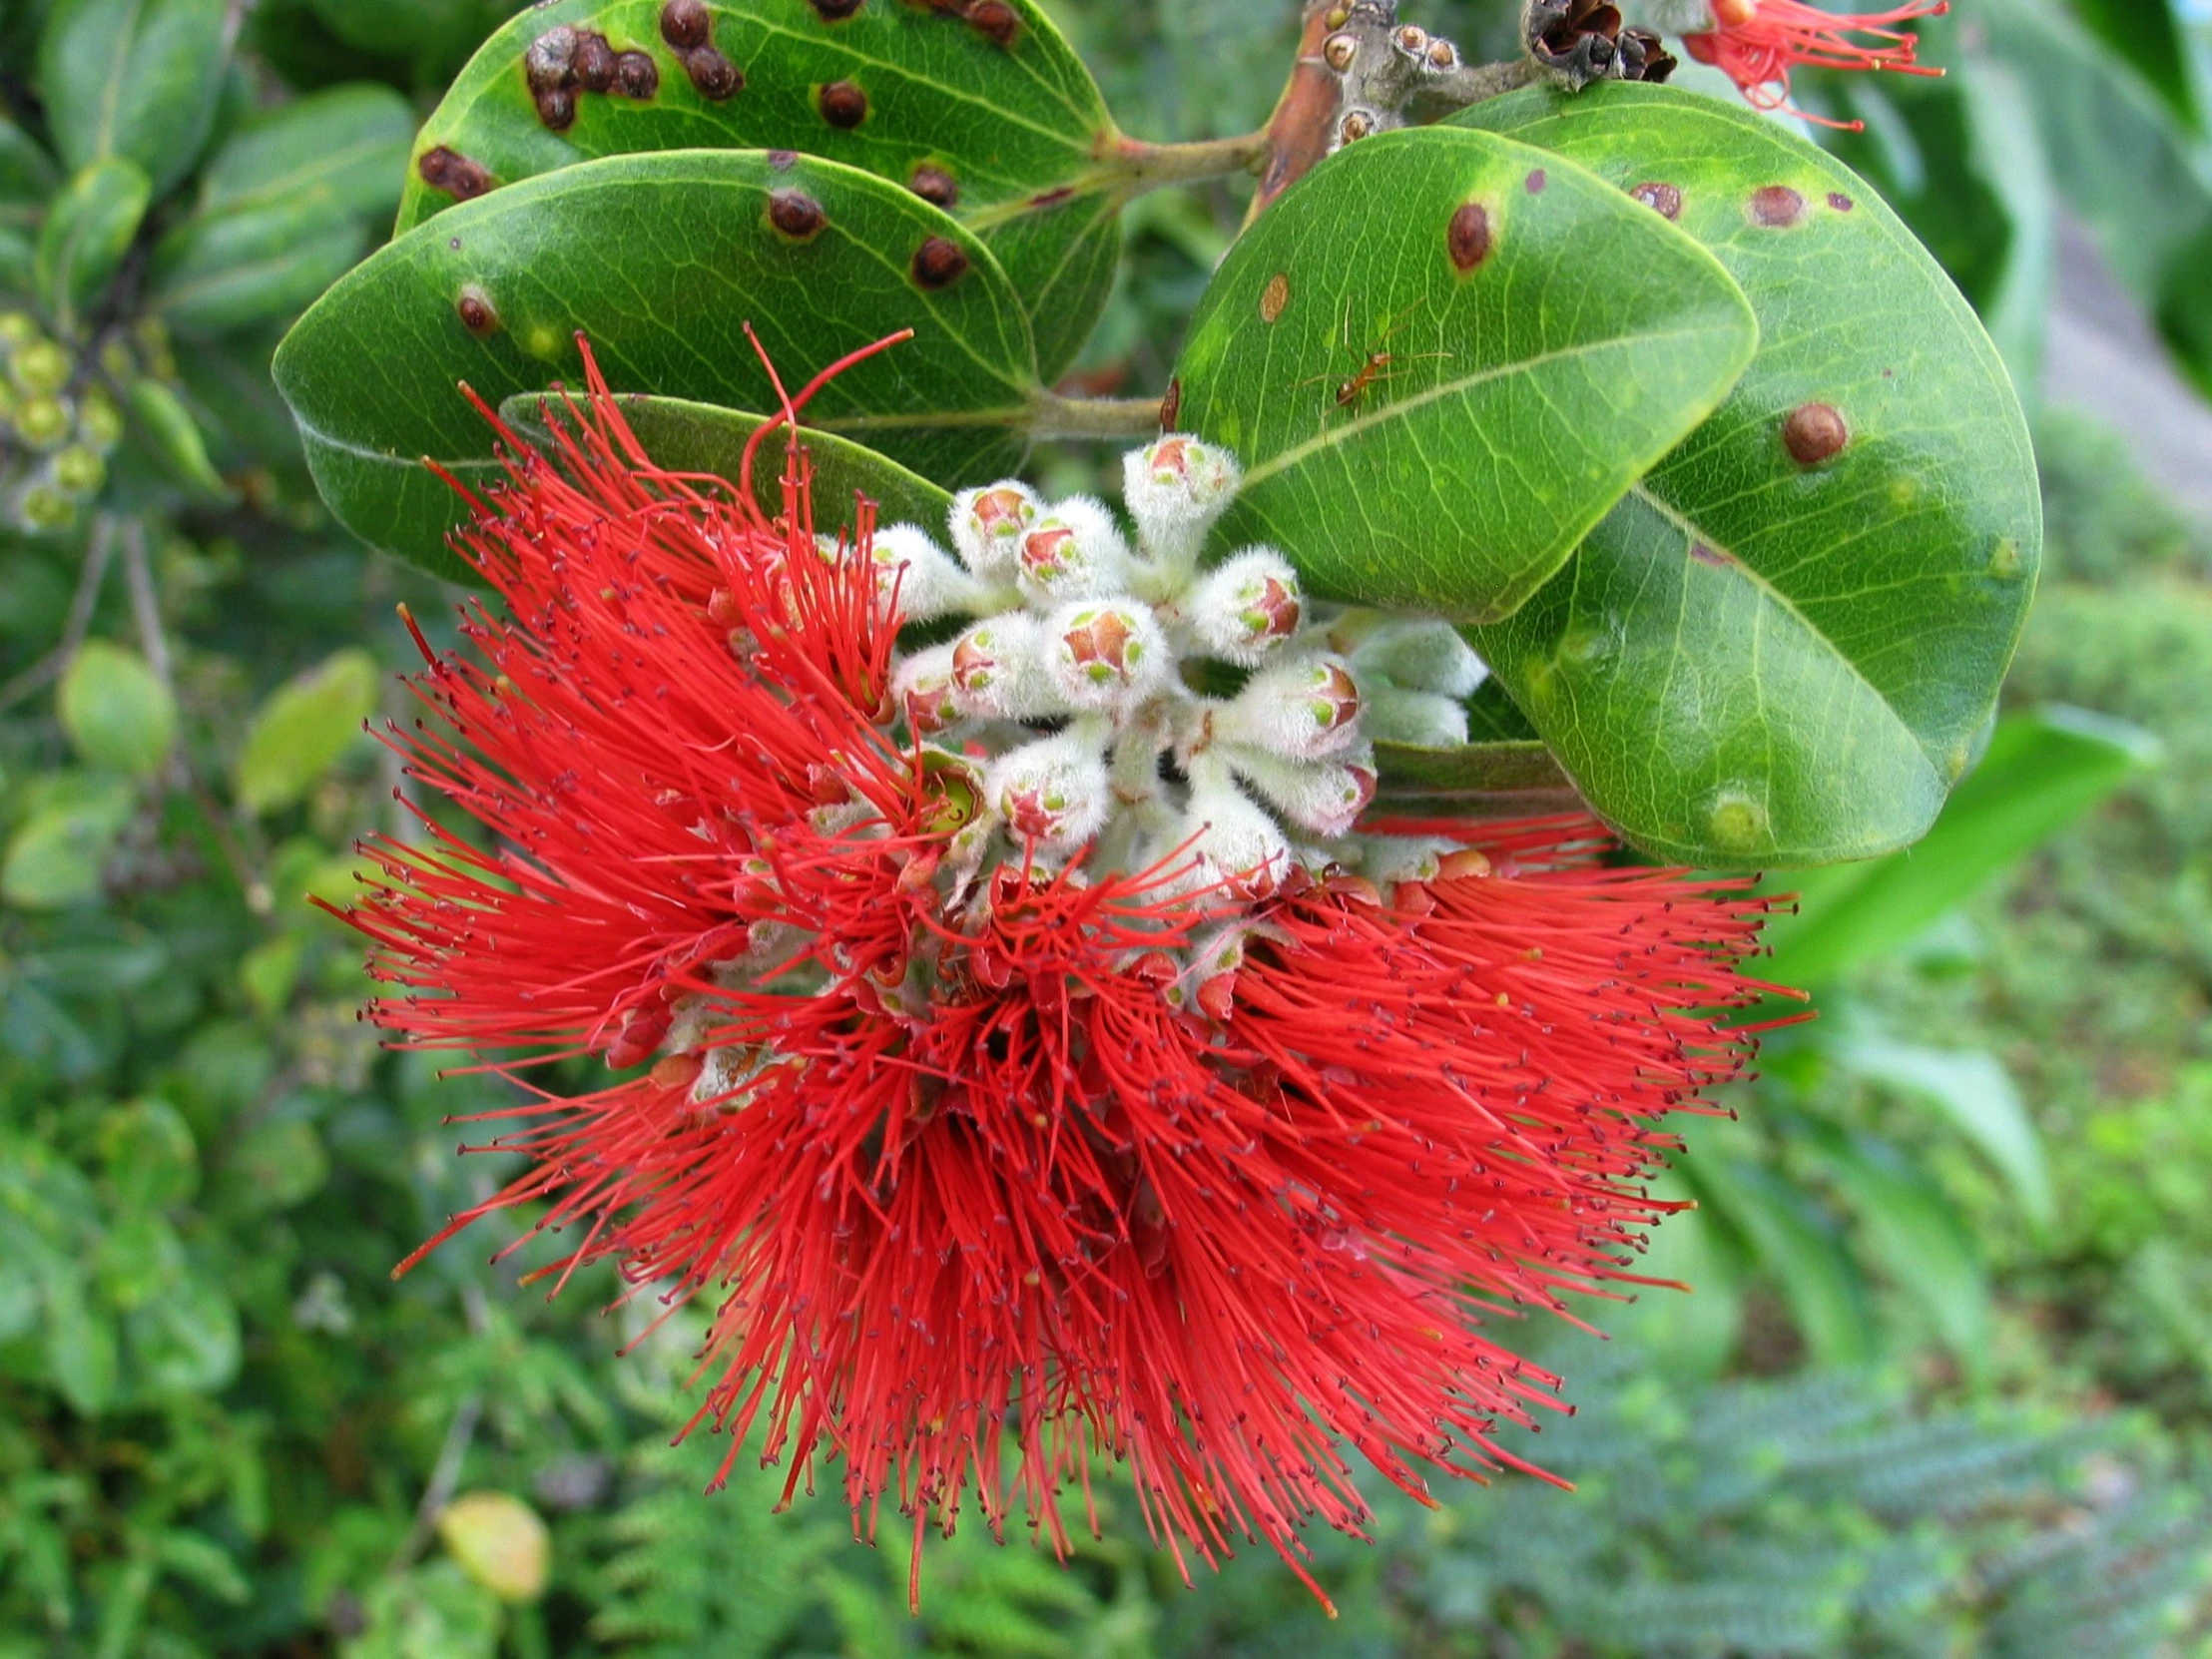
[1685,0,1947,123]
[350,345,1787,1608]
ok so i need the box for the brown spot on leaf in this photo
[1029,185,1075,210]
[910,165,959,209]
[913,236,970,288]
[1525,168,1547,195]
[660,0,711,49]
[1749,186,1805,227]
[820,80,868,128]
[685,47,742,99]
[524,25,575,94]
[1260,272,1291,322]
[456,285,500,337]
[769,190,828,240]
[768,150,799,171]
[574,31,617,92]
[614,50,660,99]
[1447,202,1493,273]
[967,0,1020,44]
[811,0,864,15]
[1827,191,1855,213]
[1783,402,1850,466]
[419,147,493,201]
[1161,376,1183,430]
[535,87,577,131]
[1690,542,1732,568]
[1629,181,1682,220]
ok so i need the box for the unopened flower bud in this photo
[1171,775,1291,901]
[1184,548,1304,666]
[1045,598,1169,712]
[0,312,37,348]
[12,340,71,398]
[15,483,76,534]
[1123,435,1241,566]
[77,388,124,451]
[1219,657,1363,760]
[987,730,1111,855]
[1361,684,1469,749]
[1016,495,1131,604]
[14,396,70,451]
[1350,618,1486,699]
[892,643,963,736]
[949,613,1055,721]
[1357,835,1460,889]
[52,445,105,499]
[1228,746,1378,838]
[868,523,988,622]
[950,481,1044,581]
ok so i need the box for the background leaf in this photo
[234,648,380,816]
[57,641,175,779]
[33,160,152,337]
[395,0,1122,379]
[37,0,230,198]
[275,150,1039,577]
[196,83,418,224]
[1455,84,2042,867]
[1175,124,1756,625]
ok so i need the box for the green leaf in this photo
[33,160,151,336]
[148,198,370,336]
[1175,124,1756,624]
[96,1098,199,1211]
[197,83,417,223]
[126,1274,240,1394]
[2,777,134,909]
[395,0,1122,379]
[235,648,380,816]
[502,390,954,539]
[276,150,1039,577]
[1454,85,2041,867]
[1814,1129,1989,1361]
[0,116,60,229]
[1369,738,1580,820]
[126,376,231,499]
[39,1265,119,1414]
[37,0,230,199]
[2065,0,2199,133]
[57,639,176,777]
[1684,1153,1876,1368]
[1830,1038,2053,1235]
[1760,707,2158,986]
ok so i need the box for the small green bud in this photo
[16,483,77,533]
[99,338,136,380]
[53,445,105,497]
[15,396,72,450]
[77,388,124,450]
[0,311,38,348]
[12,339,72,397]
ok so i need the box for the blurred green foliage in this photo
[2,0,2211,1653]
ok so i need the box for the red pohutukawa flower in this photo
[350,335,1790,1610]
[1683,0,1947,122]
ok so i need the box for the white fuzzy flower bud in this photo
[892,643,963,737]
[1184,548,1304,666]
[1350,618,1486,699]
[1015,495,1132,605]
[949,482,1044,582]
[1362,684,1471,749]
[949,613,1058,721]
[1124,435,1242,567]
[868,524,991,623]
[1227,746,1379,839]
[987,730,1111,855]
[1044,598,1171,713]
[1217,656,1364,761]
[1169,774,1293,901]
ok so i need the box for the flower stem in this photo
[1026,391,1164,443]
[1103,132,1273,197]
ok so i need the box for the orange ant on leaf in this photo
[1298,296,1455,419]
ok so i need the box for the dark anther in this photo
[1629,181,1683,221]
[1447,203,1493,273]
[810,0,864,15]
[1783,403,1850,466]
[419,147,494,202]
[660,0,711,49]
[535,88,578,131]
[770,190,829,240]
[685,46,743,99]
[614,50,661,99]
[574,31,618,93]
[967,0,1019,45]
[456,285,500,337]
[1161,376,1183,431]
[1527,0,1675,89]
[912,236,970,288]
[820,80,868,128]
[1749,185,1806,228]
[910,166,960,209]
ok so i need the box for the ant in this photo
[1299,296,1454,417]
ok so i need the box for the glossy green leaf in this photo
[58,640,176,778]
[235,648,379,816]
[127,376,231,499]
[1831,1038,2053,1234]
[197,83,417,223]
[1175,124,1757,624]
[276,150,1038,578]
[34,160,151,336]
[1455,85,2041,867]
[1370,738,1580,820]
[149,199,370,336]
[395,0,1121,378]
[1761,707,2158,986]
[1814,1129,1989,1361]
[503,389,953,542]
[37,0,230,199]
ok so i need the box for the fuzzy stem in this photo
[1025,391,1164,443]
[1104,132,1273,197]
